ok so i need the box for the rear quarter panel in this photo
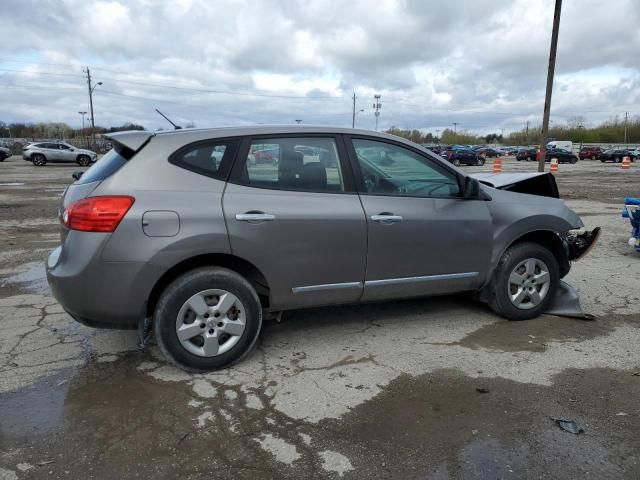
[95,135,232,293]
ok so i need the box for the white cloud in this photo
[0,0,638,134]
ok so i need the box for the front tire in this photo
[154,267,262,372]
[489,242,559,321]
[77,155,90,166]
[453,158,461,166]
[32,154,46,166]
[477,157,485,166]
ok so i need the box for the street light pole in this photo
[538,0,563,173]
[373,94,381,131]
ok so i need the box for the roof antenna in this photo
[155,108,182,129]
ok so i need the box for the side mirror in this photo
[72,171,83,181]
[463,176,480,199]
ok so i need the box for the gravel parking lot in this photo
[1,155,639,479]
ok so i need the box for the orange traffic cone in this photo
[550,158,559,172]
[622,156,631,169]
[492,158,502,173]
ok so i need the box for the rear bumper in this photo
[46,241,159,330]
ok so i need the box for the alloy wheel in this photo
[175,289,246,357]
[507,258,551,310]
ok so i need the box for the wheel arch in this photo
[146,253,271,318]
[501,230,569,278]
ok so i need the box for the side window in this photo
[59,144,71,150]
[171,141,229,178]
[240,137,344,192]
[352,138,461,197]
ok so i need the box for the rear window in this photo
[77,143,134,185]
[169,139,238,179]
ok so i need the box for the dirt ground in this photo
[1,155,639,479]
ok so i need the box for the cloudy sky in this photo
[1,0,639,135]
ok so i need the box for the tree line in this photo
[386,115,640,146]
[0,121,144,140]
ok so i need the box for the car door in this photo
[58,144,74,162]
[346,136,493,302]
[223,135,367,310]
[41,143,58,161]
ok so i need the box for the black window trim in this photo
[168,137,240,180]
[227,133,358,195]
[343,134,466,200]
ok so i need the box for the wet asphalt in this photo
[1,156,639,479]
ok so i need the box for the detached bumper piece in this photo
[546,281,594,320]
[564,227,602,261]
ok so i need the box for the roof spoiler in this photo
[105,130,155,152]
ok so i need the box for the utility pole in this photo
[352,92,356,128]
[525,120,529,144]
[436,129,440,143]
[373,94,381,131]
[538,0,562,173]
[84,67,102,148]
[624,111,629,144]
[84,67,95,145]
[452,122,458,142]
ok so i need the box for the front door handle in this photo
[371,214,403,224]
[235,212,276,222]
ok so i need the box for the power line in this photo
[0,67,83,78]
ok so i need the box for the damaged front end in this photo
[546,227,601,319]
[562,227,602,261]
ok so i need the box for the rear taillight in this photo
[63,196,135,232]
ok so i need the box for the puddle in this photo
[318,368,639,478]
[0,372,71,436]
[1,359,639,478]
[0,263,50,295]
[454,315,615,352]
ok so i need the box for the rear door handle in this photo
[235,213,276,222]
[371,214,403,224]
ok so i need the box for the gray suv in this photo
[46,126,599,371]
[22,141,98,166]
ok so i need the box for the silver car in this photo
[22,141,98,166]
[46,126,599,371]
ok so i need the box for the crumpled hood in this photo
[472,172,559,198]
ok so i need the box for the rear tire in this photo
[154,267,262,372]
[32,154,46,166]
[477,157,485,166]
[77,155,90,166]
[488,242,559,321]
[453,158,461,166]
[569,157,577,164]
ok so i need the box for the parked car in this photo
[46,126,598,371]
[546,149,578,164]
[598,149,635,163]
[21,142,98,166]
[516,148,537,161]
[475,147,501,158]
[579,146,603,160]
[445,148,485,166]
[0,146,10,161]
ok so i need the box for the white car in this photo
[22,142,98,166]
